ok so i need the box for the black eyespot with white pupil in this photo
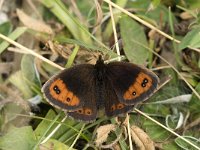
[132,91,136,96]
[53,85,60,94]
[143,78,148,83]
[141,78,148,87]
[141,83,146,87]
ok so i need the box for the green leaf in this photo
[8,71,33,98]
[0,27,27,54]
[1,103,25,127]
[186,0,200,9]
[147,0,161,12]
[142,5,175,24]
[40,0,92,44]
[21,54,41,87]
[0,21,13,39]
[34,110,58,138]
[40,139,74,150]
[142,103,170,116]
[178,28,200,50]
[188,83,200,119]
[119,15,149,64]
[0,126,36,150]
[65,45,79,68]
[141,117,171,141]
[150,0,161,8]
[163,141,180,150]
[175,136,200,150]
[34,110,86,144]
[126,0,150,10]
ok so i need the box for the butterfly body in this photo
[42,57,159,122]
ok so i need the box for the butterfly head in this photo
[94,55,106,81]
[95,55,104,65]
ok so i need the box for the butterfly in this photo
[42,56,159,122]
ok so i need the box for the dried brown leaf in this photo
[112,143,121,150]
[180,12,193,20]
[131,125,155,150]
[95,124,116,146]
[0,62,13,74]
[16,9,53,34]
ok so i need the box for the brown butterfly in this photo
[42,56,159,122]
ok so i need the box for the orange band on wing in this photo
[123,72,152,100]
[74,108,93,116]
[110,103,125,111]
[49,79,80,106]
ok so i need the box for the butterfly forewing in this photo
[107,62,159,105]
[42,64,97,114]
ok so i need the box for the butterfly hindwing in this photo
[104,79,133,117]
[67,87,97,122]
[107,62,159,105]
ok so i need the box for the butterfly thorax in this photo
[94,57,107,109]
[94,56,106,81]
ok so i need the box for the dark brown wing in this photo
[67,88,97,122]
[104,79,134,117]
[106,62,159,105]
[42,64,97,121]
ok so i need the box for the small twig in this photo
[0,0,5,10]
[126,114,133,150]
[0,33,64,70]
[108,1,120,60]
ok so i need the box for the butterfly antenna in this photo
[110,39,122,51]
